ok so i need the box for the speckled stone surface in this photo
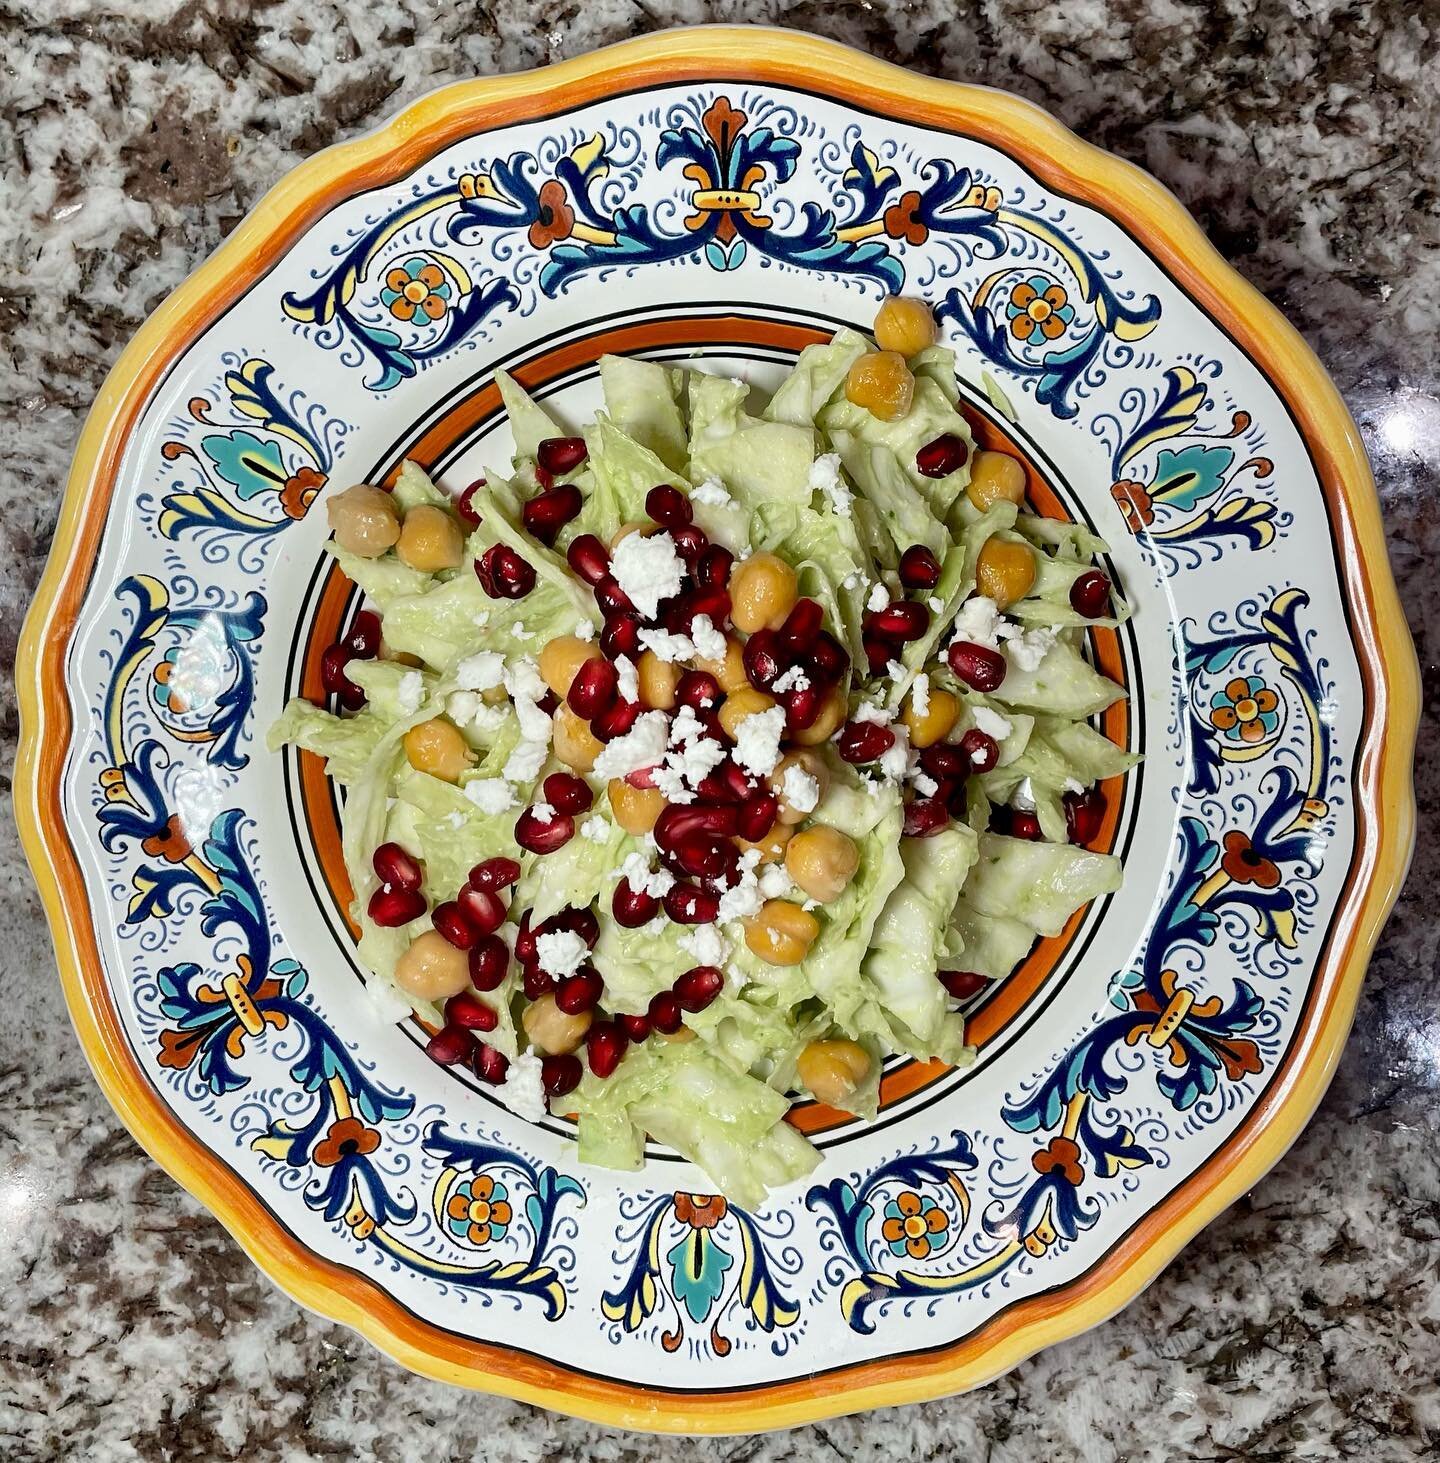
[3,3,1437,1458]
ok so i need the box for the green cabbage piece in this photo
[599,353,688,472]
[963,833,1122,937]
[495,370,565,460]
[991,636,1126,719]
[324,543,432,608]
[948,896,1035,981]
[688,374,815,508]
[831,439,949,560]
[576,415,688,546]
[346,659,435,722]
[763,329,869,425]
[266,699,388,786]
[392,459,452,513]
[749,502,870,660]
[591,916,695,1014]
[392,768,524,902]
[511,813,631,926]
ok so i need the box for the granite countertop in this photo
[3,4,1437,1459]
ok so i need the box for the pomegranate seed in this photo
[664,882,719,924]
[445,991,499,1032]
[337,682,366,712]
[675,832,739,882]
[373,842,423,890]
[537,436,588,475]
[567,658,618,719]
[837,720,896,764]
[320,642,359,697]
[533,463,554,492]
[619,1011,651,1042]
[674,965,724,1013]
[1064,787,1105,845]
[867,600,930,642]
[778,598,823,654]
[594,576,634,616]
[920,744,969,780]
[899,545,942,589]
[695,544,734,588]
[939,968,989,1000]
[693,768,741,804]
[472,1042,509,1085]
[959,728,1000,774]
[523,484,582,545]
[655,803,740,850]
[543,772,592,816]
[600,612,641,660]
[432,900,479,949]
[368,885,426,927]
[671,525,709,566]
[916,433,967,478]
[585,1020,629,1078]
[682,584,730,628]
[467,856,521,891]
[1070,570,1112,619]
[476,545,535,599]
[538,689,560,718]
[513,912,538,965]
[515,807,576,854]
[456,477,486,527]
[344,609,382,659]
[425,1024,474,1066]
[555,966,604,1014]
[676,670,721,710]
[469,934,509,990]
[720,761,755,800]
[1010,809,1043,841]
[940,777,968,817]
[647,990,683,1033]
[590,698,640,742]
[783,684,822,731]
[624,765,659,790]
[456,885,506,936]
[646,483,692,528]
[948,640,1007,692]
[541,1053,583,1098]
[809,632,849,685]
[904,798,950,837]
[546,905,601,947]
[737,791,778,841]
[523,964,555,999]
[613,878,659,927]
[743,628,787,690]
[566,533,610,585]
[863,635,893,675]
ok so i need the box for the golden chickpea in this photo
[539,634,603,697]
[395,504,465,572]
[611,520,651,550]
[874,295,939,357]
[790,688,847,747]
[553,704,603,773]
[717,685,777,741]
[735,821,794,866]
[845,351,915,422]
[658,1025,696,1044]
[902,686,961,748]
[975,536,1037,609]
[729,553,798,635]
[522,994,592,1055]
[394,930,469,1001]
[403,718,474,783]
[785,825,860,903]
[768,749,830,825]
[966,450,1027,511]
[327,484,401,558]
[796,1039,872,1111]
[743,900,821,966]
[636,651,680,710]
[695,637,749,694]
[608,777,666,835]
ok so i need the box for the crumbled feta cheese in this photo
[971,705,1012,740]
[593,710,670,781]
[772,665,811,694]
[650,763,695,804]
[927,596,944,614]
[465,778,517,815]
[780,764,820,815]
[503,656,547,704]
[447,690,482,726]
[573,619,596,642]
[615,655,639,704]
[530,801,556,824]
[500,1052,547,1123]
[510,620,534,641]
[581,815,609,843]
[886,659,907,683]
[732,705,787,778]
[513,694,553,744]
[397,671,425,713]
[757,862,793,899]
[1063,776,1086,795]
[367,979,413,1025]
[716,875,765,924]
[502,738,548,786]
[951,595,1003,650]
[913,772,940,798]
[1012,777,1037,811]
[637,628,695,663]
[853,700,893,725]
[878,724,912,782]
[689,614,727,663]
[691,478,731,507]
[668,705,706,744]
[619,851,676,898]
[683,923,729,966]
[868,582,891,613]
[455,651,505,692]
[1007,626,1057,672]
[535,929,588,978]
[911,673,931,719]
[471,702,510,734]
[808,452,851,516]
[610,530,685,619]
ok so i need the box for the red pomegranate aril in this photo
[368,884,426,927]
[916,432,968,478]
[513,911,538,964]
[523,964,555,999]
[431,900,479,950]
[320,642,357,696]
[344,609,382,659]
[868,600,930,642]
[647,990,683,1034]
[655,803,740,850]
[837,720,896,764]
[778,598,823,654]
[456,477,486,527]
[445,991,499,1032]
[591,698,640,742]
[547,905,601,948]
[672,525,710,565]
[623,765,659,791]
[783,684,822,731]
[737,791,778,841]
[809,632,849,685]
[586,1021,629,1078]
[600,612,641,660]
[337,681,367,712]
[538,689,560,717]
[1010,809,1043,841]
[940,777,968,817]
[693,768,741,804]
[456,885,506,936]
[646,483,692,528]
[544,771,594,815]
[899,544,943,590]
[613,878,660,928]
[476,545,536,599]
[948,640,1007,691]
[919,744,968,780]
[425,1024,474,1066]
[537,435,588,476]
[718,760,756,801]
[664,882,720,924]
[743,628,787,690]
[472,1042,509,1085]
[594,576,633,616]
[675,832,738,882]
[676,670,721,710]
[683,584,731,629]
[533,463,554,492]
[373,841,423,890]
[1069,569,1112,619]
[468,934,509,990]
[618,1012,651,1043]
[674,965,724,1013]
[555,966,604,1015]
[1064,787,1105,845]
[904,797,950,837]
[863,635,893,675]
[939,969,988,1001]
[467,856,521,891]
[566,533,610,585]
[523,484,582,544]
[541,1053,583,1098]
[959,727,1000,774]
[515,807,576,854]
[567,657,618,719]
[695,544,734,588]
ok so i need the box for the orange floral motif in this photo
[529,180,575,249]
[1221,830,1281,889]
[141,813,193,865]
[1209,676,1281,745]
[313,1117,381,1168]
[880,1190,950,1259]
[674,1193,728,1229]
[1007,277,1075,342]
[158,1025,203,1070]
[381,260,451,322]
[701,96,747,157]
[279,466,325,520]
[882,189,928,245]
[1111,480,1155,533]
[444,1174,513,1246]
[1032,1136,1084,1187]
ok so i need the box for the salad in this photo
[270,296,1135,1208]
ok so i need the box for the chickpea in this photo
[522,994,592,1055]
[394,930,469,1002]
[404,718,474,782]
[874,295,939,357]
[785,825,860,903]
[395,504,465,572]
[658,1025,696,1044]
[636,651,680,710]
[768,749,830,825]
[975,536,1037,609]
[790,688,846,747]
[743,899,820,966]
[902,686,961,748]
[966,450,1027,512]
[553,704,603,773]
[845,351,915,422]
[717,685,777,741]
[695,636,749,694]
[608,777,666,835]
[539,634,603,697]
[611,520,652,550]
[796,1039,872,1112]
[735,821,794,866]
[327,484,401,558]
[729,553,798,635]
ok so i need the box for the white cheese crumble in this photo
[455,651,505,692]
[808,452,851,516]
[615,655,640,704]
[510,620,534,641]
[580,815,609,843]
[1006,626,1057,672]
[852,700,893,725]
[610,530,685,619]
[841,570,866,593]
[757,862,794,899]
[512,693,553,745]
[529,800,556,825]
[951,595,1003,650]
[502,738,548,786]
[396,671,425,713]
[911,673,931,719]
[592,710,670,782]
[465,778,517,815]
[446,690,481,726]
[637,628,695,663]
[689,614,727,663]
[1012,776,1037,811]
[780,763,820,815]
[867,582,891,613]
[500,1052,547,1122]
[913,772,940,798]
[886,658,907,683]
[691,477,731,507]
[503,655,547,703]
[732,705,787,778]
[716,873,765,923]
[618,850,676,899]
[927,596,944,614]
[971,705,1012,740]
[772,665,811,694]
[683,923,729,966]
[878,724,913,782]
[535,929,588,978]
[573,618,596,643]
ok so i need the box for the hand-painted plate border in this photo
[17,28,1415,1432]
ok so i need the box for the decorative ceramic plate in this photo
[19,29,1416,1432]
